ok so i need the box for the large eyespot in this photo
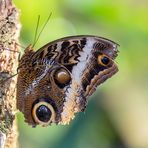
[32,101,56,126]
[54,68,71,88]
[98,54,110,66]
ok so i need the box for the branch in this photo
[0,0,20,147]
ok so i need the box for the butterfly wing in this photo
[31,35,118,64]
[31,35,119,124]
[17,35,119,126]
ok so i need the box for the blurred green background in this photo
[13,0,148,148]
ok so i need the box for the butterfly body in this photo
[16,35,119,127]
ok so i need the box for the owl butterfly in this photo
[17,35,119,127]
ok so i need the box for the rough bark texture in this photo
[0,0,20,147]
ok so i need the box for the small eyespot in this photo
[54,68,71,85]
[98,54,110,66]
[32,101,56,126]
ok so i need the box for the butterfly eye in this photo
[98,54,110,66]
[54,68,71,86]
[32,101,56,126]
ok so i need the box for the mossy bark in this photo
[0,0,20,147]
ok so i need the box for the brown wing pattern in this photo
[17,35,119,126]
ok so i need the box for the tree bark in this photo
[0,0,20,147]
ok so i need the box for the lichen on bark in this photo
[0,0,21,147]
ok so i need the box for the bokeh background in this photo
[13,0,148,148]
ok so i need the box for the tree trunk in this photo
[0,0,20,147]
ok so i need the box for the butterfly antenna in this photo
[33,12,52,48]
[33,15,40,47]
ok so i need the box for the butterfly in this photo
[16,35,119,127]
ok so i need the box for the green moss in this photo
[0,112,14,134]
